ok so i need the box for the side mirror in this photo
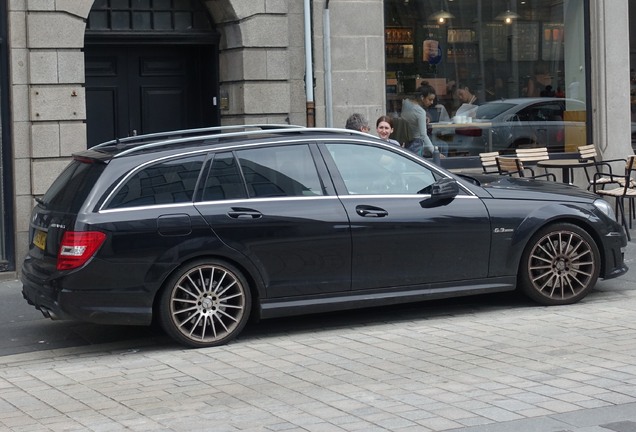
[420,177,459,208]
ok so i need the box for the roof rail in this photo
[92,124,304,151]
[112,126,376,158]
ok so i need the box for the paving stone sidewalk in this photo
[2,242,636,431]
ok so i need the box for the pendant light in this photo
[428,1,455,24]
[496,2,520,24]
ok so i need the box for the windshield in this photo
[40,159,105,213]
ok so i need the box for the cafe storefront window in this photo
[384,0,589,158]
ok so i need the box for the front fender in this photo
[487,200,599,277]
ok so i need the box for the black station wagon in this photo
[21,125,628,347]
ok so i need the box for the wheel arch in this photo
[510,214,607,278]
[150,252,265,324]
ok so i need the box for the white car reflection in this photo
[432,97,586,156]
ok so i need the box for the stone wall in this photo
[9,0,92,268]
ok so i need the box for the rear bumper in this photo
[21,261,153,326]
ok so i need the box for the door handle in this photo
[227,208,262,219]
[356,205,388,217]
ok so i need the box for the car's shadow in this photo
[236,290,534,344]
[10,287,621,355]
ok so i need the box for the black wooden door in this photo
[85,45,217,146]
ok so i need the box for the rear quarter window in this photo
[107,155,205,209]
[41,160,106,213]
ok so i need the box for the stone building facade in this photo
[0,0,632,274]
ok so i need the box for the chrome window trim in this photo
[99,195,340,213]
[99,136,463,211]
[99,202,196,214]
[337,194,479,200]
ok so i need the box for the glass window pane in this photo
[108,155,204,208]
[238,145,324,198]
[92,0,109,9]
[325,143,436,195]
[88,11,109,30]
[154,11,172,30]
[201,153,247,201]
[132,0,151,9]
[112,0,131,9]
[174,12,192,30]
[153,0,172,10]
[111,11,131,30]
[132,11,152,30]
[384,0,588,157]
[174,0,191,10]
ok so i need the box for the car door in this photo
[194,144,352,298]
[320,142,492,291]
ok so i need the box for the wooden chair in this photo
[515,147,550,164]
[496,156,556,181]
[577,144,628,191]
[479,151,500,174]
[593,155,636,240]
[515,147,550,175]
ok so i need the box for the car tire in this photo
[518,223,600,306]
[159,259,252,348]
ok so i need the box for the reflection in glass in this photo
[384,0,588,157]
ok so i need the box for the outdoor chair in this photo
[515,147,550,174]
[515,147,550,163]
[496,156,556,181]
[577,144,629,191]
[593,155,636,241]
[478,151,500,174]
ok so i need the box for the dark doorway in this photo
[85,44,218,146]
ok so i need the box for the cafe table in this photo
[430,121,494,152]
[536,158,595,184]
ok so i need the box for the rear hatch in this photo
[25,156,107,275]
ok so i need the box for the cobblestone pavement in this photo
[2,241,636,431]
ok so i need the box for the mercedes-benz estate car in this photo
[21,125,628,347]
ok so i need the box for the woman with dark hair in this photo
[375,115,400,146]
[400,83,436,156]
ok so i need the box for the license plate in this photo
[33,230,47,250]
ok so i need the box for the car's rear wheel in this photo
[519,223,600,305]
[159,259,252,347]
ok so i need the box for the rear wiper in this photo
[34,197,48,208]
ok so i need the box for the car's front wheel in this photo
[159,259,252,348]
[519,223,600,305]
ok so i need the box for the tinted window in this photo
[325,143,437,195]
[200,152,248,201]
[41,159,106,213]
[237,145,324,198]
[108,155,204,208]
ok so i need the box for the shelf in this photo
[385,27,413,44]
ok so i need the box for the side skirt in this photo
[259,277,517,319]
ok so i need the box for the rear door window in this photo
[237,145,324,198]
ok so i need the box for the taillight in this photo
[455,127,483,137]
[57,231,106,271]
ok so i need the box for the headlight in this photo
[594,199,616,221]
